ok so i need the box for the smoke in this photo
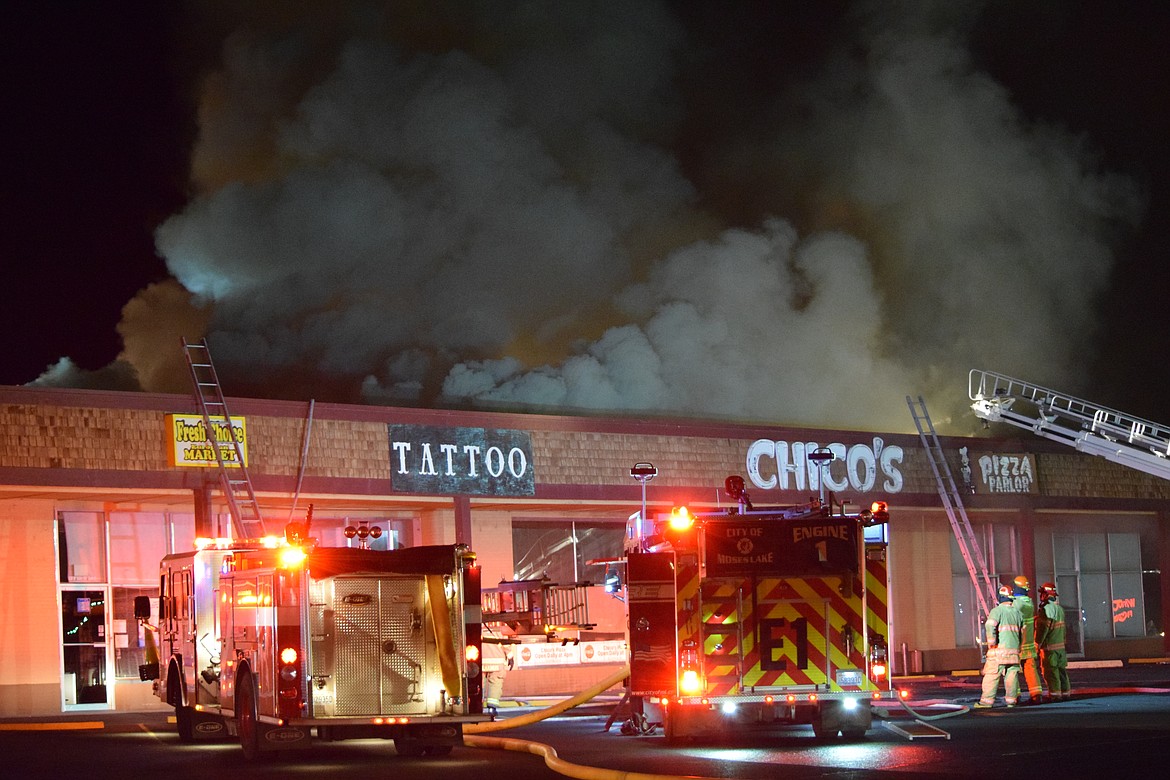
[56,1,1139,433]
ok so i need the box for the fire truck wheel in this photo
[175,704,194,743]
[394,738,426,757]
[811,721,839,740]
[237,673,261,761]
[168,673,194,743]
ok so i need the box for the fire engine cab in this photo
[135,518,488,758]
[626,476,902,741]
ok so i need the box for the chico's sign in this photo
[746,438,904,494]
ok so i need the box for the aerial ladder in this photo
[907,396,997,621]
[969,369,1170,482]
[182,338,267,538]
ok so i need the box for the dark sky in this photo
[3,2,193,380]
[2,2,1168,430]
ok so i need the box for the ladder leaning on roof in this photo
[969,368,1170,483]
[181,337,267,539]
[907,395,997,622]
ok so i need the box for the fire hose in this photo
[463,665,722,780]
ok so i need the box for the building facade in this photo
[1,384,1167,716]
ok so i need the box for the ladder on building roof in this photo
[969,369,1170,482]
[182,338,267,539]
[907,395,996,620]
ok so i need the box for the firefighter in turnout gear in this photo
[481,624,514,709]
[976,585,1023,708]
[1036,582,1071,701]
[1012,575,1047,704]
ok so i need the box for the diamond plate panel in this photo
[309,575,431,717]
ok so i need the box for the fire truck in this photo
[625,476,903,741]
[135,518,488,758]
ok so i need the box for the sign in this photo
[513,642,581,668]
[165,413,248,468]
[511,640,627,668]
[580,640,627,664]
[704,515,859,578]
[388,425,535,496]
[746,438,904,494]
[975,453,1037,494]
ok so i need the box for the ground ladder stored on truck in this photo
[906,396,997,620]
[181,337,266,538]
[969,369,1170,482]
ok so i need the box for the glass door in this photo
[61,588,110,709]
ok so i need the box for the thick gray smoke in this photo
[48,1,1139,433]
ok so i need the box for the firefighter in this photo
[482,624,514,709]
[976,585,1023,708]
[1011,575,1046,704]
[1035,582,1071,701]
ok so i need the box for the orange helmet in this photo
[1013,575,1030,595]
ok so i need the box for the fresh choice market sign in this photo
[166,413,248,468]
[746,438,904,494]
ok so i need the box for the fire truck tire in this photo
[175,704,194,743]
[394,739,425,757]
[840,726,868,740]
[167,672,194,743]
[811,720,839,740]
[236,673,261,761]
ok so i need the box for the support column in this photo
[1160,509,1170,654]
[454,495,472,547]
[193,480,215,538]
[1018,503,1037,588]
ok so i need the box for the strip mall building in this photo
[2,384,1167,716]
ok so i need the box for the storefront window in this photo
[1036,523,1154,644]
[110,512,168,584]
[951,522,1019,647]
[58,512,106,583]
[112,586,158,679]
[512,519,624,584]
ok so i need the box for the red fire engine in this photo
[625,476,902,740]
[136,518,488,758]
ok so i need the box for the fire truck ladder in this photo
[182,338,267,539]
[969,369,1170,482]
[907,395,996,620]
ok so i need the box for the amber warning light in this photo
[668,506,695,532]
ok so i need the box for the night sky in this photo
[3,2,1168,433]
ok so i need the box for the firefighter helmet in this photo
[1039,582,1058,601]
[997,585,1014,603]
[1013,575,1030,595]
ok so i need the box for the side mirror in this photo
[134,595,152,620]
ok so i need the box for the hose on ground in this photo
[464,665,630,733]
[464,734,719,780]
[893,696,971,721]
